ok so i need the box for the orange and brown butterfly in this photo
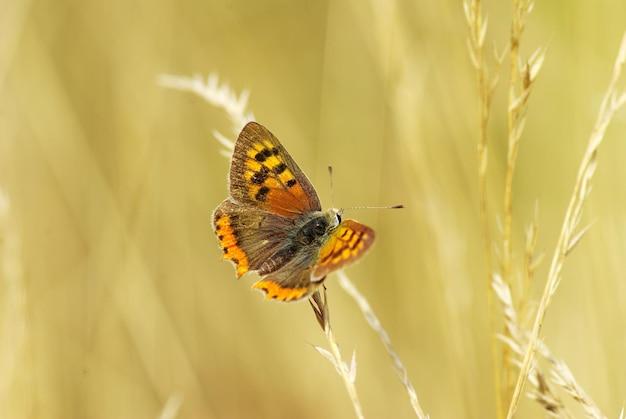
[213,121,378,302]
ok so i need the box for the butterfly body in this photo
[213,122,375,302]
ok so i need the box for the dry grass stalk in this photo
[158,73,254,156]
[502,0,538,284]
[464,0,506,415]
[493,273,606,418]
[501,0,546,405]
[506,32,626,418]
[549,360,606,419]
[465,1,616,417]
[528,370,572,418]
[309,288,363,419]
[519,203,544,317]
[337,272,428,419]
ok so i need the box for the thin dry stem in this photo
[158,73,249,157]
[519,202,543,318]
[506,35,626,417]
[493,274,606,418]
[309,288,364,419]
[550,360,606,419]
[158,73,254,139]
[502,0,545,406]
[464,0,506,415]
[527,370,572,418]
[503,0,536,286]
[337,272,428,419]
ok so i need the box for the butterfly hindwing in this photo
[252,246,325,302]
[229,122,321,217]
[313,219,376,279]
[213,199,298,277]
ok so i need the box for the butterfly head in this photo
[329,207,343,225]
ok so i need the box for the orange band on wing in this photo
[214,213,249,277]
[253,279,309,302]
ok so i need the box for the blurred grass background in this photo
[1,0,626,418]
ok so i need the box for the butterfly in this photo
[212,121,377,302]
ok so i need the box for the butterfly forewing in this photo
[229,122,321,216]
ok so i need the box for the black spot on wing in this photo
[255,148,273,162]
[286,179,297,188]
[251,165,270,184]
[273,162,287,174]
[255,186,270,202]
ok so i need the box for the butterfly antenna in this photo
[342,204,405,211]
[328,165,404,211]
[328,166,335,209]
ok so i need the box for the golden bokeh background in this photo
[1,0,626,418]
